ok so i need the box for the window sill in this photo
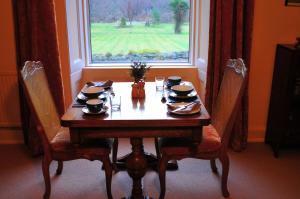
[84,65,198,70]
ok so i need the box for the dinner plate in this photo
[167,102,201,115]
[82,106,108,115]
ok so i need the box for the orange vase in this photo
[138,80,145,99]
[131,83,139,98]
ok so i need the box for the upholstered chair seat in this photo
[51,128,113,155]
[159,124,221,156]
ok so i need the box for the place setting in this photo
[73,80,113,107]
[70,81,113,115]
[164,76,201,115]
[79,87,109,115]
[73,80,121,115]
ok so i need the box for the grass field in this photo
[90,22,189,56]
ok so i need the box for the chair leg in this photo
[210,159,218,173]
[112,138,118,164]
[219,154,230,197]
[158,156,168,199]
[56,161,63,175]
[155,137,160,158]
[42,157,51,199]
[102,156,113,199]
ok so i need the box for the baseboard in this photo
[248,137,264,142]
[248,125,265,143]
[0,127,23,144]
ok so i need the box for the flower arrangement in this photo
[130,61,151,82]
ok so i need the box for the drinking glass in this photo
[155,76,165,91]
[110,94,121,111]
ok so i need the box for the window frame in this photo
[81,0,201,68]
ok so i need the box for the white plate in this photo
[167,102,201,115]
[82,106,108,115]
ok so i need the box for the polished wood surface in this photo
[62,82,210,143]
[61,82,210,199]
[62,82,209,128]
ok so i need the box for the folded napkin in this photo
[86,80,113,88]
[168,102,201,114]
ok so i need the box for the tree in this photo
[119,0,141,25]
[152,8,160,24]
[170,0,189,34]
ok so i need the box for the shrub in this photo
[140,49,160,55]
[128,50,137,55]
[105,52,112,58]
[119,17,127,27]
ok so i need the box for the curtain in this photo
[13,0,65,155]
[205,0,254,151]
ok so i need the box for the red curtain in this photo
[13,0,65,155]
[205,0,254,151]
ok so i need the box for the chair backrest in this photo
[21,61,61,145]
[211,58,247,148]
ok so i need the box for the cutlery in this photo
[172,102,198,112]
[161,85,167,103]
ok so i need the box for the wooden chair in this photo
[157,58,247,199]
[21,61,113,199]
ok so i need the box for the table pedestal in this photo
[123,138,152,199]
[114,141,178,172]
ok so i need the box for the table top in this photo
[61,82,210,128]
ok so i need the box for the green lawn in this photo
[90,22,189,56]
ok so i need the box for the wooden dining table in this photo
[61,82,210,199]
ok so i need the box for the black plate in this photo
[168,90,198,102]
[82,106,108,115]
[76,92,107,104]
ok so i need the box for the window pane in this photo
[88,0,190,64]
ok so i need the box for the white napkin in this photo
[86,80,113,88]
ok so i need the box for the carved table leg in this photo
[122,137,152,199]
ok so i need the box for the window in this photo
[84,0,200,66]
[66,0,209,68]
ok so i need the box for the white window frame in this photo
[78,0,205,68]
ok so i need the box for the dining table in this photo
[61,82,210,199]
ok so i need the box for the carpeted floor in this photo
[0,139,299,199]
